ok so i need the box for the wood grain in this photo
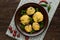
[44,3,60,40]
[0,0,60,40]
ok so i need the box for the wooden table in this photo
[0,0,60,40]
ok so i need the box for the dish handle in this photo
[38,0,48,4]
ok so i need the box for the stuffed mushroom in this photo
[20,15,30,25]
[33,12,43,22]
[26,7,35,15]
[32,22,40,31]
[25,25,32,32]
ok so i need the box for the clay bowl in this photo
[14,3,48,37]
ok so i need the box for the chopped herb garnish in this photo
[35,8,39,12]
[29,17,34,23]
[39,22,44,28]
[21,10,26,15]
[30,29,35,34]
[20,24,25,30]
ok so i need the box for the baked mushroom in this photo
[25,25,32,32]
[26,7,35,15]
[33,12,43,22]
[32,22,40,31]
[20,15,30,25]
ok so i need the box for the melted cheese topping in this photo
[33,12,43,22]
[26,7,35,15]
[20,15,30,25]
[25,25,32,32]
[32,22,40,31]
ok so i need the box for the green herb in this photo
[29,18,34,23]
[20,24,25,30]
[47,5,51,12]
[35,8,39,12]
[21,10,26,15]
[30,29,35,34]
[40,4,47,7]
[39,22,44,28]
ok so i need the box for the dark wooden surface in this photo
[0,0,60,40]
